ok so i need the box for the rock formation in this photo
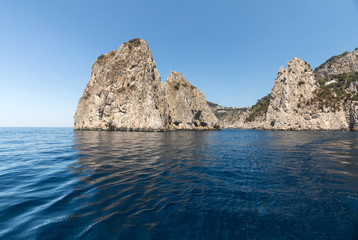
[265,58,348,130]
[76,40,358,131]
[164,72,220,130]
[74,39,219,131]
[207,97,268,129]
[74,39,167,131]
[212,48,358,131]
[315,48,358,78]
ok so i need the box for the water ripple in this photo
[1,128,358,239]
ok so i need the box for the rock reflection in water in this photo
[64,130,358,239]
[70,131,216,239]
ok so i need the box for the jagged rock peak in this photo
[163,71,220,130]
[277,66,285,74]
[265,57,326,130]
[74,38,167,131]
[285,58,312,73]
[288,57,304,65]
[124,38,148,47]
[165,71,195,88]
[276,58,313,77]
[95,38,152,65]
[274,58,316,86]
[315,48,358,78]
[166,71,185,83]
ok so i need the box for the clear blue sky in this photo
[1,0,357,127]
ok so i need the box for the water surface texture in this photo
[1,128,358,239]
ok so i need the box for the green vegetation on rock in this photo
[313,72,358,111]
[173,81,196,91]
[214,111,229,119]
[315,51,350,71]
[97,54,105,61]
[207,101,219,109]
[127,38,142,47]
[96,51,116,63]
[316,72,358,87]
[245,94,271,122]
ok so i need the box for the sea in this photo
[0,127,358,239]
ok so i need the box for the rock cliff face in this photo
[208,96,268,129]
[74,39,219,131]
[265,58,348,130]
[212,48,358,131]
[74,39,167,131]
[217,109,265,129]
[164,72,220,130]
[315,48,358,78]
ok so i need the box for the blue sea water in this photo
[0,128,358,239]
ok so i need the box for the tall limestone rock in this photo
[211,48,358,131]
[164,72,220,130]
[74,39,168,131]
[313,48,358,131]
[265,58,348,130]
[74,39,220,131]
[315,48,358,78]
